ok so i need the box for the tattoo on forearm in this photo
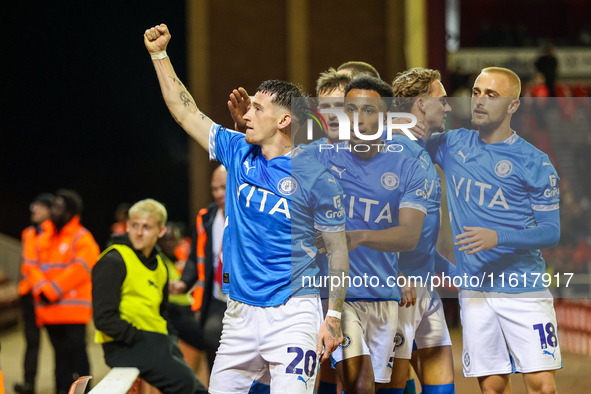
[179,91,199,114]
[169,76,208,118]
[168,76,184,87]
[327,250,346,313]
[180,91,192,107]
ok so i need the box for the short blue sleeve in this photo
[525,155,560,212]
[311,172,346,232]
[208,122,247,166]
[301,143,322,161]
[399,160,428,215]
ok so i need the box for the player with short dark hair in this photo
[344,76,394,99]
[305,76,428,394]
[144,23,349,393]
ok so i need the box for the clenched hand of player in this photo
[317,316,343,363]
[144,23,171,54]
[455,226,498,254]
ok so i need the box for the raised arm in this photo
[144,24,213,150]
[316,230,349,363]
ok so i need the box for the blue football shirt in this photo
[209,123,346,307]
[306,141,428,300]
[427,129,560,292]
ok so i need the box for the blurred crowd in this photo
[475,22,591,47]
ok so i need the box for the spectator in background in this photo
[14,193,54,394]
[528,72,550,98]
[93,199,207,394]
[535,45,558,96]
[158,223,204,353]
[578,23,591,46]
[169,165,227,371]
[574,133,591,201]
[173,223,192,266]
[111,202,131,236]
[23,189,99,394]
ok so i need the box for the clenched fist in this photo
[144,23,171,54]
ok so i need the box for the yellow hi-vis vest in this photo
[95,244,168,344]
[160,253,193,307]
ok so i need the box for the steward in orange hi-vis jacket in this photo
[23,189,99,394]
[26,215,99,325]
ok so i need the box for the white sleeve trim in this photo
[532,203,559,211]
[400,202,428,215]
[314,223,346,233]
[209,122,219,161]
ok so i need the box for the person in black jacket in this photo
[92,199,207,394]
[170,165,227,371]
[15,193,54,394]
[534,45,558,97]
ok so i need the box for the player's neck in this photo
[140,245,154,259]
[478,120,513,144]
[260,133,293,160]
[422,128,435,142]
[352,142,382,160]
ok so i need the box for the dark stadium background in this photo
[2,2,190,247]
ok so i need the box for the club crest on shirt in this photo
[340,333,352,349]
[494,160,513,178]
[381,172,400,190]
[277,177,298,195]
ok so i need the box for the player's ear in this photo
[277,113,292,131]
[416,98,426,114]
[158,225,167,238]
[507,98,520,114]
